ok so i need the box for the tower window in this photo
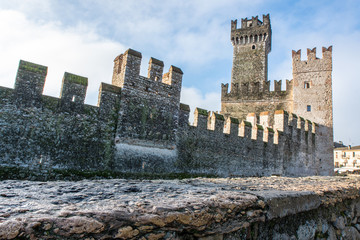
[252,45,256,50]
[72,96,76,102]
[307,105,311,112]
[304,82,310,89]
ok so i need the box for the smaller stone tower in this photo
[230,14,271,91]
[292,46,333,175]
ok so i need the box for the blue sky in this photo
[0,0,359,145]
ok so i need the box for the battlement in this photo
[188,107,316,146]
[13,60,48,106]
[112,48,183,102]
[292,46,332,73]
[230,14,271,48]
[221,79,293,101]
[7,60,121,115]
[0,13,333,178]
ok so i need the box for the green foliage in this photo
[196,108,209,116]
[19,60,47,75]
[243,121,252,127]
[180,103,190,112]
[214,113,225,120]
[256,124,264,130]
[267,127,275,133]
[64,72,88,86]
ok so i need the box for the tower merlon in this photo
[274,80,282,92]
[239,120,252,138]
[307,47,317,61]
[148,57,164,81]
[208,112,225,132]
[14,60,48,106]
[180,103,190,112]
[162,65,183,89]
[98,82,121,117]
[60,72,88,111]
[193,107,209,129]
[292,46,332,72]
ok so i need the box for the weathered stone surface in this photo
[0,176,359,239]
[221,14,333,177]
[0,14,333,179]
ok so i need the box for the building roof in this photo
[334,145,360,151]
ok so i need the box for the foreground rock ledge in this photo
[1,176,360,239]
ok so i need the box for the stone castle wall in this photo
[0,61,121,172]
[0,49,327,177]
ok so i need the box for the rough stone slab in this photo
[0,176,360,239]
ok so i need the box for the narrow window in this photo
[307,105,311,112]
[354,152,356,157]
[72,96,76,102]
[252,45,256,50]
[304,82,310,89]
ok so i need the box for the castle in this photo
[0,14,333,177]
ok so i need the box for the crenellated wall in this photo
[0,47,331,178]
[221,14,333,173]
[176,106,318,177]
[0,60,121,171]
[110,49,183,173]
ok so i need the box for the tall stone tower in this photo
[221,14,293,121]
[292,47,333,175]
[230,14,271,90]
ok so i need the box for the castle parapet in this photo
[274,110,289,134]
[259,111,270,127]
[112,49,183,102]
[179,103,190,127]
[274,80,282,92]
[224,117,240,136]
[98,82,121,118]
[60,72,88,112]
[14,60,48,106]
[231,14,271,49]
[193,108,209,129]
[208,112,225,133]
[292,46,332,73]
[147,57,164,82]
[221,79,293,102]
[239,120,252,138]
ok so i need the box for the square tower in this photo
[230,14,271,91]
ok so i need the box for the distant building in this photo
[334,141,346,148]
[334,145,360,168]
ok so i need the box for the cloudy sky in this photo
[0,0,359,145]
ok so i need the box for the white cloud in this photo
[0,10,125,105]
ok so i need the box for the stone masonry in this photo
[0,14,333,178]
[221,14,333,176]
[1,176,360,239]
